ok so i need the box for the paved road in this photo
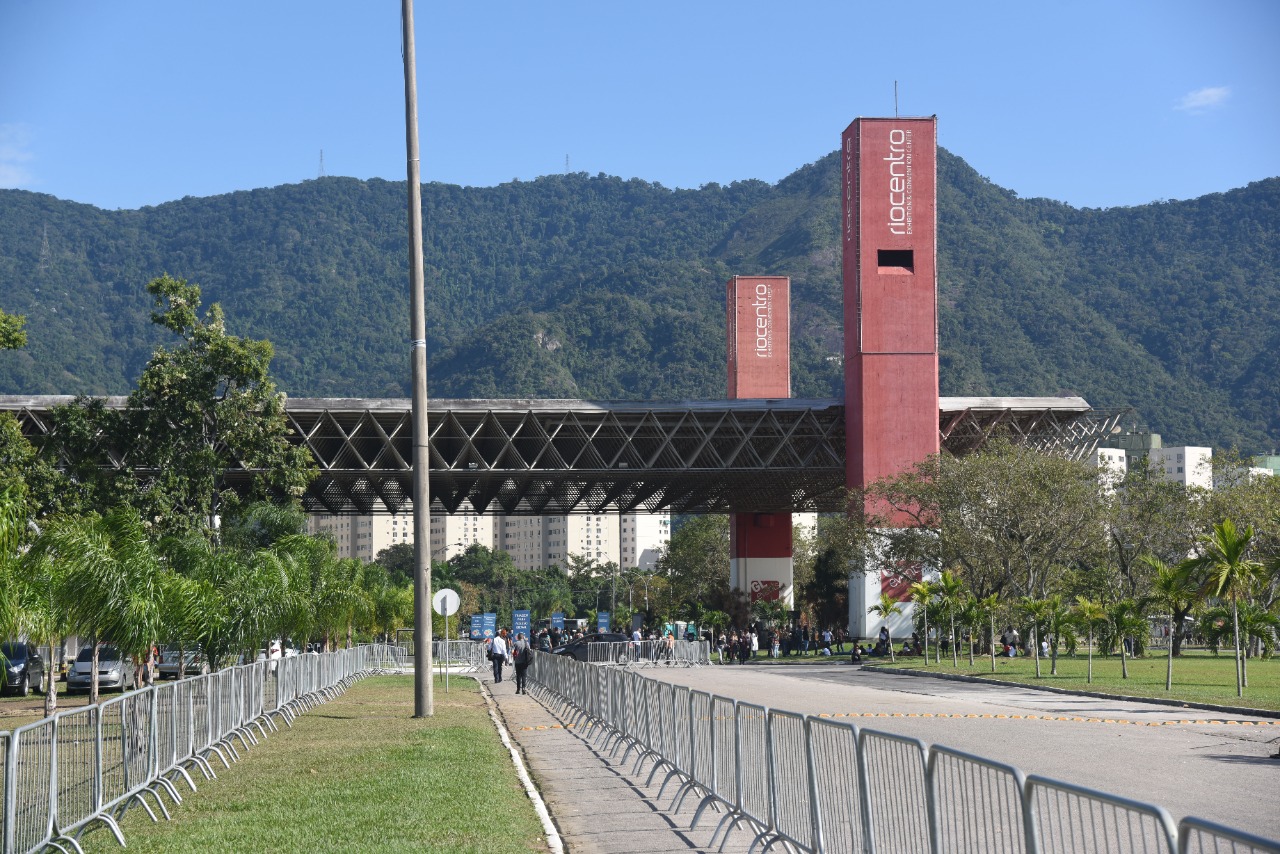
[648,663,1280,841]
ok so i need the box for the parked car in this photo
[157,646,208,679]
[550,632,630,662]
[1,641,46,697]
[67,645,136,693]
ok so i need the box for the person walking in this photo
[512,632,531,694]
[489,628,509,683]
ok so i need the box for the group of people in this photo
[484,628,533,693]
[713,625,849,663]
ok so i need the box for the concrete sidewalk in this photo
[483,672,751,854]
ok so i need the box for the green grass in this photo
[80,675,547,854]
[866,649,1280,712]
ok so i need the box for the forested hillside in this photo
[0,150,1276,450]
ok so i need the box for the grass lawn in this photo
[79,675,547,854]
[865,648,1280,712]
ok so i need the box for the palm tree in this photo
[1235,601,1279,670]
[1106,599,1148,681]
[1019,597,1050,678]
[907,579,936,664]
[1145,556,1200,692]
[1040,594,1072,677]
[1073,597,1106,684]
[1191,519,1263,697]
[934,571,966,667]
[978,594,1001,673]
[868,592,904,663]
[41,508,165,704]
[15,548,75,715]
[957,594,982,666]
[0,486,26,654]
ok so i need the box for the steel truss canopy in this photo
[0,395,1122,515]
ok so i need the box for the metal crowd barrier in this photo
[527,651,1280,854]
[584,640,710,668]
[378,640,485,672]
[0,644,393,854]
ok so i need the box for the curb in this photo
[867,665,1280,720]
[475,677,565,854]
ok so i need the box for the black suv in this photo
[1,641,46,697]
[550,632,631,662]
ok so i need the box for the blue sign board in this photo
[482,612,497,639]
[597,611,611,632]
[551,612,565,631]
[469,615,483,640]
[513,609,531,639]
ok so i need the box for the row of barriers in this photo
[1,644,395,854]
[583,639,710,668]
[527,651,1279,854]
[380,640,486,672]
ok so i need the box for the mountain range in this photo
[0,149,1276,452]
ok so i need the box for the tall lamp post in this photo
[401,0,433,718]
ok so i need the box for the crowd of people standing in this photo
[713,625,849,663]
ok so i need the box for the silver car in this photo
[67,645,136,693]
[157,646,208,679]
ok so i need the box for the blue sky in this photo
[1,0,1276,211]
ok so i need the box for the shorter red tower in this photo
[726,276,794,604]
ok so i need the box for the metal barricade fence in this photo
[929,744,1027,854]
[1025,775,1178,854]
[1179,818,1280,854]
[0,645,381,854]
[859,729,931,854]
[526,651,1278,854]
[768,709,815,852]
[735,701,771,836]
[807,717,870,854]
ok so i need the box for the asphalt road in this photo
[648,663,1280,841]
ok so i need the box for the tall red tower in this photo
[843,117,939,519]
[726,275,794,605]
[843,117,938,635]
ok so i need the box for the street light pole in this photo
[401,0,433,718]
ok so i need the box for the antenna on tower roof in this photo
[318,149,326,179]
[894,81,899,117]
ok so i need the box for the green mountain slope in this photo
[0,150,1275,451]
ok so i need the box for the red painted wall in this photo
[842,117,939,523]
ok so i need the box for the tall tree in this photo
[1191,519,1263,697]
[873,441,1109,601]
[117,274,316,537]
[657,515,730,615]
[1106,460,1202,600]
[0,308,26,350]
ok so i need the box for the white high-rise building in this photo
[311,510,671,572]
[1089,447,1128,493]
[1148,446,1212,490]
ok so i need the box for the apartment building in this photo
[310,509,671,571]
[1148,446,1213,490]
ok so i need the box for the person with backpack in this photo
[512,632,532,694]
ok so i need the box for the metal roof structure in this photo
[0,395,1125,515]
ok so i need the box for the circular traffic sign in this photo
[433,588,460,617]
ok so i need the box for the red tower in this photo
[726,276,793,604]
[842,117,939,521]
[843,117,938,636]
